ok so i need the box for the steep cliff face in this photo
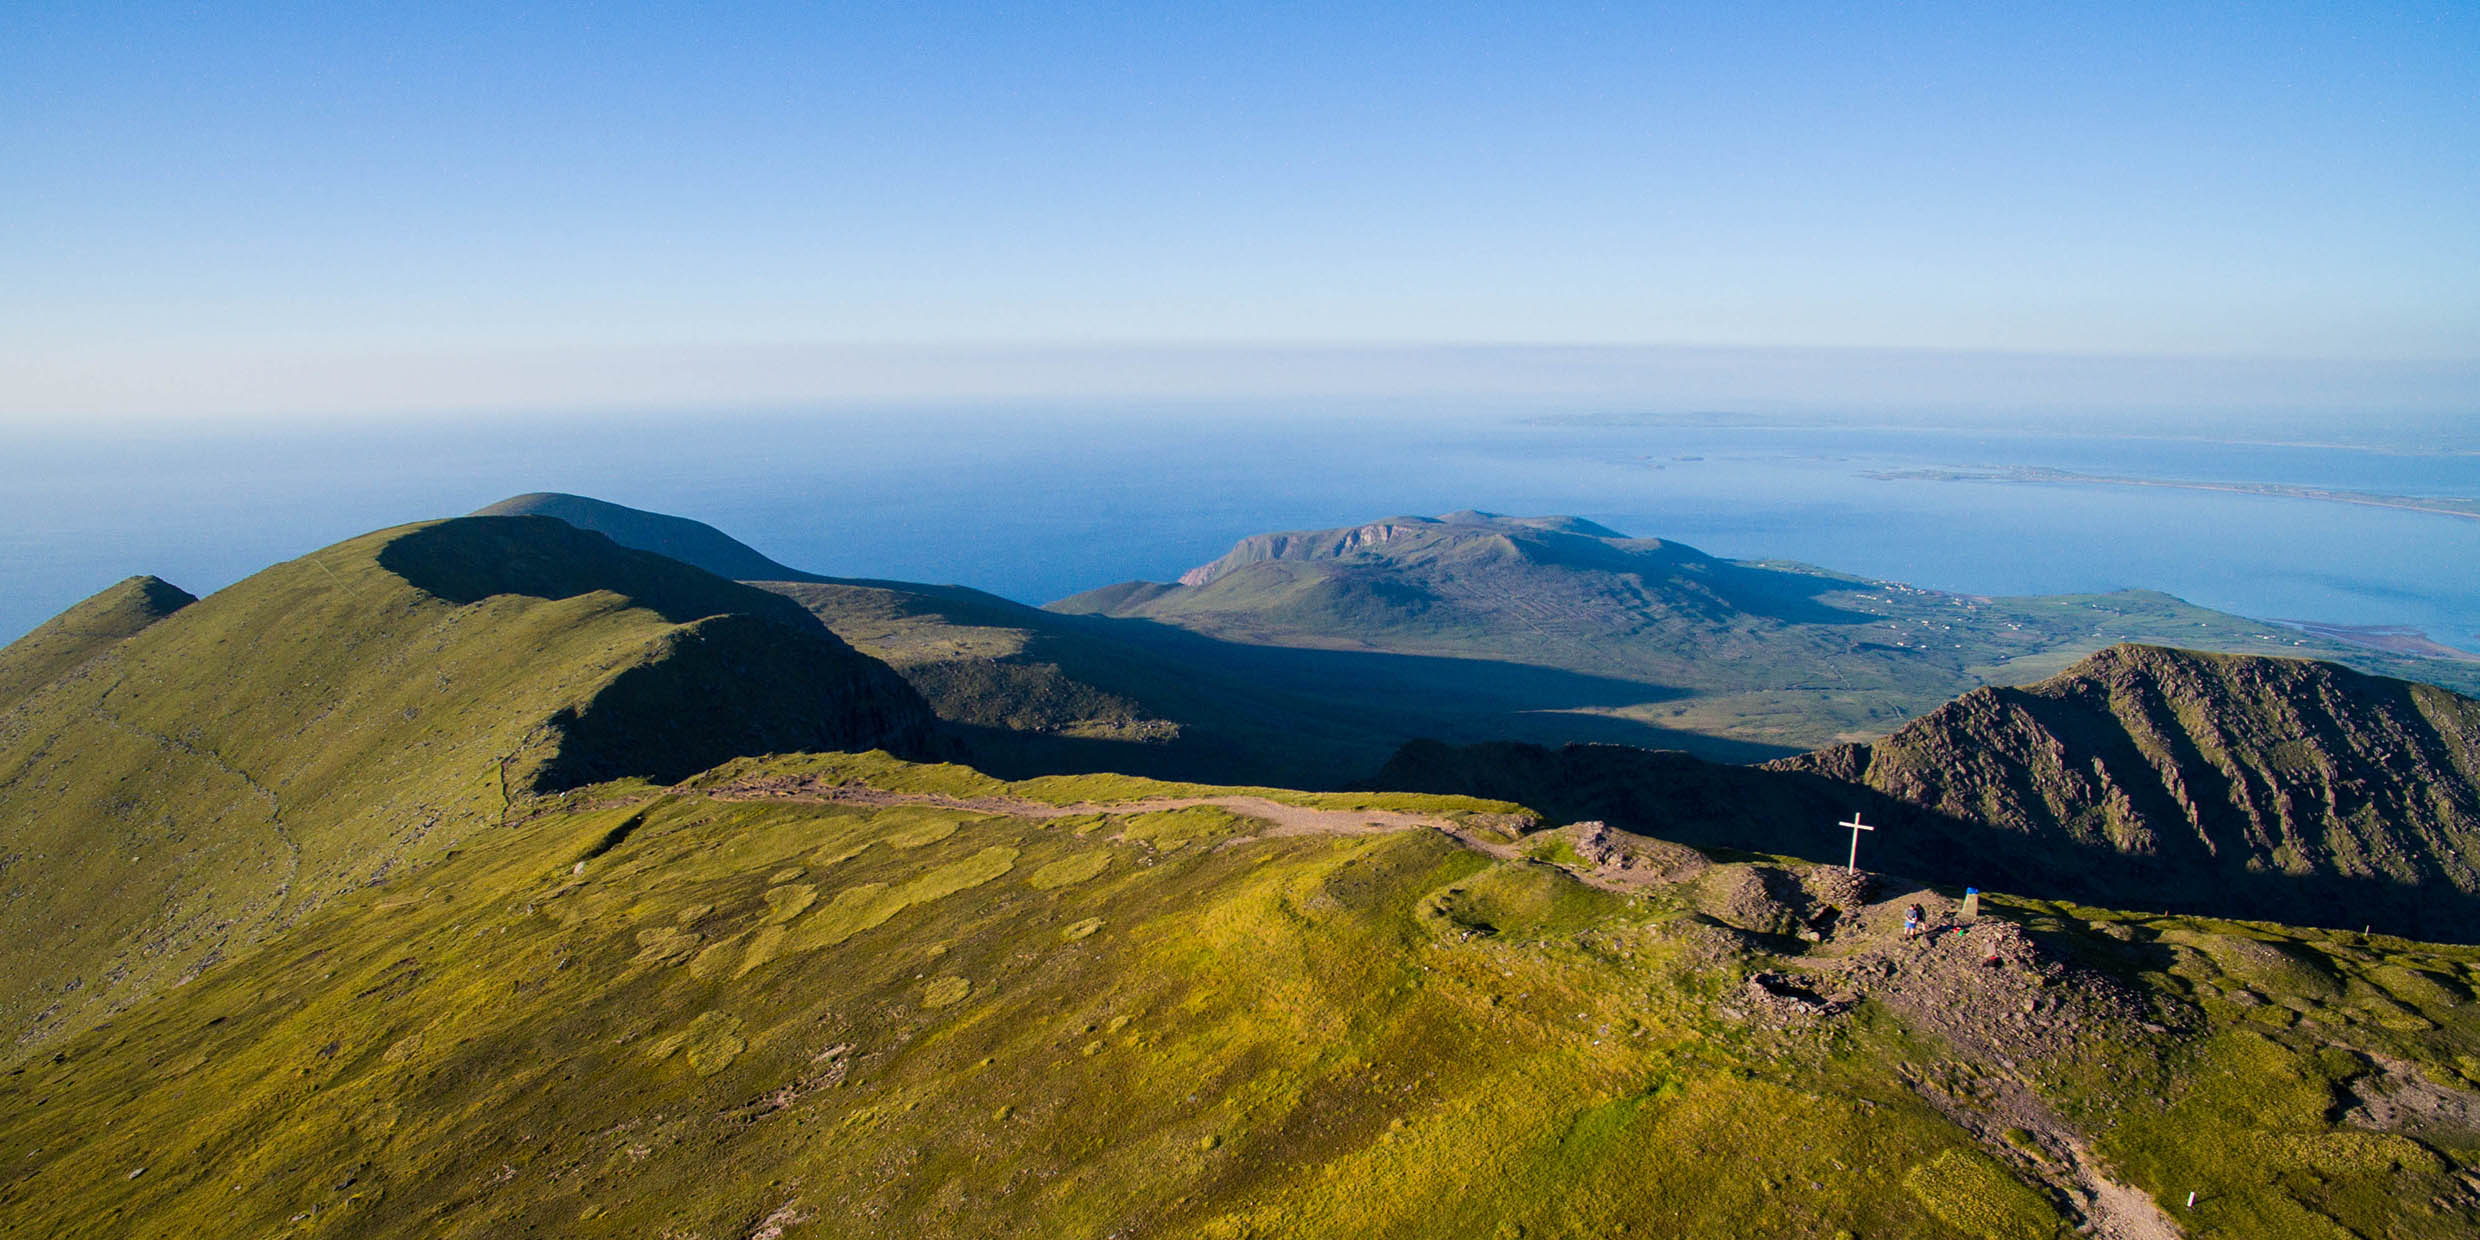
[1377,645,2480,940]
[1779,645,2480,895]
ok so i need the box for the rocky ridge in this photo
[1377,644,2480,941]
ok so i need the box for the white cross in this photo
[1839,813,1873,875]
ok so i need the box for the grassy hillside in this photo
[5,749,2477,1238]
[1376,644,2480,942]
[1055,512,2480,751]
[0,516,932,1059]
[0,575,192,710]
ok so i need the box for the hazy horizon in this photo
[4,341,2476,426]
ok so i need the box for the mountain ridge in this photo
[474,491,829,583]
[1776,643,2480,909]
[1377,642,2480,941]
[0,514,933,1056]
[6,748,2477,1238]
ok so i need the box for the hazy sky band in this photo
[4,3,2476,420]
[8,343,2480,424]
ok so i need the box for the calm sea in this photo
[3,405,2476,651]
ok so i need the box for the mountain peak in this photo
[1772,641,2480,937]
[473,492,823,583]
[1165,512,1643,588]
[0,573,196,709]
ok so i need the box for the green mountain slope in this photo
[0,575,193,710]
[473,492,826,583]
[1376,644,2480,942]
[6,749,2478,1238]
[0,515,933,1057]
[1056,512,2480,751]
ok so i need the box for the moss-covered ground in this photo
[8,750,2478,1237]
[0,757,2025,1238]
[1981,896,2480,1238]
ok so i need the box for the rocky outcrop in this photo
[1773,644,2480,901]
[1376,645,2480,941]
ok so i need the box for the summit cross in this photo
[1839,813,1873,875]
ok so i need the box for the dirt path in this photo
[703,777,1541,870]
[1807,896,2183,1240]
[1897,1068,2181,1240]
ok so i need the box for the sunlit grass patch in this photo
[1902,1148,2065,1239]
[1029,851,1112,890]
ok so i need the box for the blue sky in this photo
[4,2,2476,418]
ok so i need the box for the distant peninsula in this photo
[1868,464,2480,522]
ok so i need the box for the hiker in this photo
[1902,903,1926,941]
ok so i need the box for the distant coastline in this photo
[2270,621,2480,664]
[1535,412,2480,457]
[1866,465,2480,522]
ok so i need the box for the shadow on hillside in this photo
[942,699,1793,791]
[1369,739,2480,945]
[768,576,1803,784]
[1707,561,1885,628]
[380,517,825,632]
[1048,608,1706,714]
[977,611,1800,784]
[530,615,940,790]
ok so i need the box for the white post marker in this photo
[1840,813,1873,875]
